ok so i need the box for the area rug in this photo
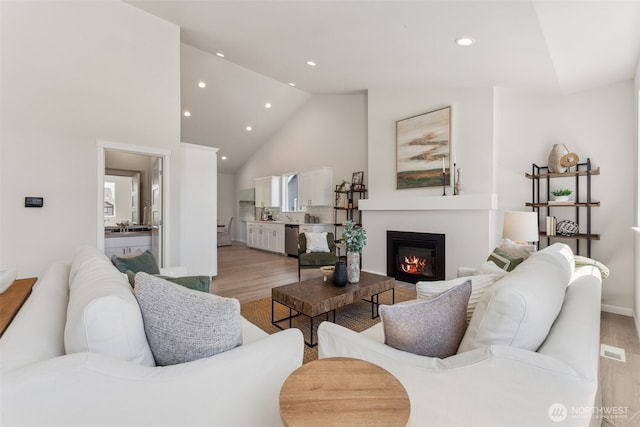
[241,287,416,363]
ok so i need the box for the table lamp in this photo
[502,211,539,244]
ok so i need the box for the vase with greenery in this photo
[341,221,367,283]
[551,188,572,202]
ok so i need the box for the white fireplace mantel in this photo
[358,193,498,211]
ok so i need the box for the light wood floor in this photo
[214,243,640,424]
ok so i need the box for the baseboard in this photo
[601,304,634,317]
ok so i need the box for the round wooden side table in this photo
[279,357,410,427]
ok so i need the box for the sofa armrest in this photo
[318,322,598,427]
[3,329,303,427]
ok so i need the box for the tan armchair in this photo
[298,232,338,280]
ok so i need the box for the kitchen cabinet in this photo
[104,233,152,258]
[298,167,333,208]
[246,222,285,254]
[255,176,281,208]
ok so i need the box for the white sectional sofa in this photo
[319,243,603,427]
[1,246,303,427]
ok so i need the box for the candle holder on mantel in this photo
[442,172,447,196]
[453,163,457,195]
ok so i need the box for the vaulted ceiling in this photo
[126,1,640,174]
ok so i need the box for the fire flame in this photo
[400,255,427,274]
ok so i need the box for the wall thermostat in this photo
[25,197,44,208]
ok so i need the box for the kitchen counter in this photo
[247,221,333,226]
[104,231,152,238]
[105,226,152,238]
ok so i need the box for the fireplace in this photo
[387,231,445,284]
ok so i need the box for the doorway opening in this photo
[97,141,170,267]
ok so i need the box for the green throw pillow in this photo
[126,271,211,293]
[113,250,160,274]
[487,247,523,272]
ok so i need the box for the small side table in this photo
[279,357,410,427]
[0,277,37,337]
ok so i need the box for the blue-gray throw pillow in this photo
[113,250,160,274]
[126,271,210,293]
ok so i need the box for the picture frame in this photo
[352,171,364,189]
[396,106,451,189]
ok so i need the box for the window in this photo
[104,181,116,217]
[282,172,300,212]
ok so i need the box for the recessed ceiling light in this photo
[288,82,296,87]
[246,126,252,131]
[455,37,475,46]
[307,61,316,67]
[221,156,227,160]
[198,81,206,88]
[265,103,272,109]
[183,111,191,117]
[216,52,225,58]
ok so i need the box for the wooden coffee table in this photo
[272,271,395,347]
[279,357,411,427]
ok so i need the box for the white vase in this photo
[548,144,569,173]
[346,252,360,283]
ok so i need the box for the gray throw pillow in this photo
[380,280,472,358]
[133,272,242,366]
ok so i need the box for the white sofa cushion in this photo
[417,274,503,323]
[381,281,471,358]
[134,273,243,366]
[0,262,70,373]
[64,247,155,366]
[499,238,536,260]
[458,243,573,353]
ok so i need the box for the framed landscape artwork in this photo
[396,106,451,189]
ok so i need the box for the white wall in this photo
[363,82,636,314]
[0,1,181,276]
[180,143,218,277]
[234,94,368,240]
[496,82,636,313]
[363,87,499,278]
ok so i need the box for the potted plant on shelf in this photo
[551,188,572,202]
[341,221,367,283]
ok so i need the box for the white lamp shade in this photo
[502,211,539,243]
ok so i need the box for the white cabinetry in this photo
[246,222,285,254]
[255,176,281,208]
[298,167,333,207]
[104,234,152,258]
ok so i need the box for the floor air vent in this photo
[600,344,626,362]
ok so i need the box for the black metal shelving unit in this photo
[333,186,367,238]
[525,158,600,257]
